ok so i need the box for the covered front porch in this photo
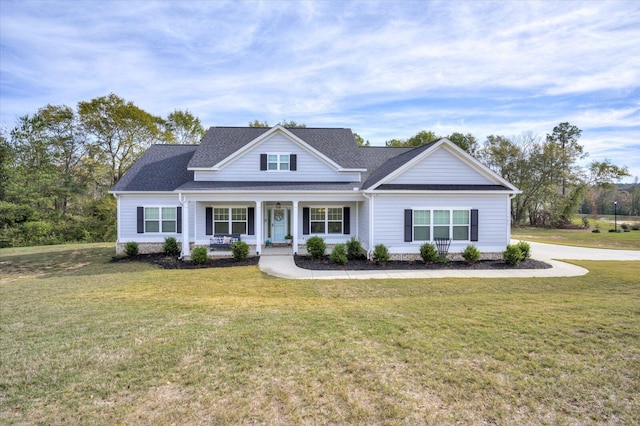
[178,193,362,258]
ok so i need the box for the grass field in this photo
[1,243,639,424]
[512,215,640,250]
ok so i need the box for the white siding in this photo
[372,193,510,253]
[195,134,360,182]
[117,194,190,243]
[388,146,493,185]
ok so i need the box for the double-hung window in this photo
[214,207,247,234]
[310,207,343,234]
[412,209,470,241]
[268,154,290,171]
[145,207,177,233]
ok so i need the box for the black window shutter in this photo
[404,209,413,242]
[303,207,310,235]
[247,207,255,235]
[343,206,350,234]
[290,154,297,171]
[177,207,182,234]
[137,207,144,233]
[205,207,213,235]
[260,154,267,170]
[470,209,479,241]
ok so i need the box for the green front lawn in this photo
[1,244,639,424]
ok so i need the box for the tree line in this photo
[0,94,635,247]
[0,93,204,247]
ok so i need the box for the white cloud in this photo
[1,0,639,179]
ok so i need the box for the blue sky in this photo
[1,0,639,181]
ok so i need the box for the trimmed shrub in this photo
[516,240,531,260]
[632,224,640,231]
[592,229,601,233]
[620,223,629,230]
[419,242,439,263]
[461,244,481,265]
[346,237,364,260]
[329,244,348,265]
[124,241,139,257]
[372,243,390,265]
[306,236,326,260]
[191,246,208,265]
[230,240,249,261]
[163,237,180,256]
[503,244,524,266]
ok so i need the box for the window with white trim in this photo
[268,154,290,171]
[145,207,177,233]
[214,207,247,234]
[310,207,343,234]
[413,209,470,241]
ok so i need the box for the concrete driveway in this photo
[258,241,639,280]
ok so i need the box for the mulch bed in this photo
[294,255,551,270]
[110,253,260,269]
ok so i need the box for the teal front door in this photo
[272,208,287,242]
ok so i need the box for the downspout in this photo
[362,191,374,259]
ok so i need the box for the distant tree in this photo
[78,93,168,188]
[386,130,439,147]
[166,109,205,144]
[279,120,306,128]
[353,132,370,146]
[447,132,478,155]
[0,130,11,200]
[248,119,269,128]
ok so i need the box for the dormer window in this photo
[261,153,297,171]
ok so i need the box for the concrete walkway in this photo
[258,241,640,280]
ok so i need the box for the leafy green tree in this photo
[166,109,205,144]
[447,132,478,155]
[353,132,370,146]
[248,119,269,127]
[386,130,439,147]
[78,93,167,188]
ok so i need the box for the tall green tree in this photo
[166,109,205,144]
[546,122,585,196]
[353,132,370,146]
[447,132,478,155]
[78,93,167,189]
[248,119,269,127]
[386,130,439,147]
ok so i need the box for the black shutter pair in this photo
[404,209,478,241]
[302,207,350,234]
[260,154,297,171]
[205,207,255,235]
[137,206,182,233]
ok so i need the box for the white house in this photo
[110,125,520,258]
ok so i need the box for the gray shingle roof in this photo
[111,129,514,194]
[376,184,510,191]
[176,181,361,191]
[188,127,363,169]
[111,144,197,192]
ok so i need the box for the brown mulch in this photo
[110,253,260,269]
[294,255,551,270]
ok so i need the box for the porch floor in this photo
[207,245,307,257]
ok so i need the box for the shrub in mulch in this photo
[111,253,260,269]
[294,255,551,271]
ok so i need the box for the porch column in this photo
[292,200,299,255]
[255,201,262,255]
[181,197,190,258]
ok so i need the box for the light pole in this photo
[614,201,618,232]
